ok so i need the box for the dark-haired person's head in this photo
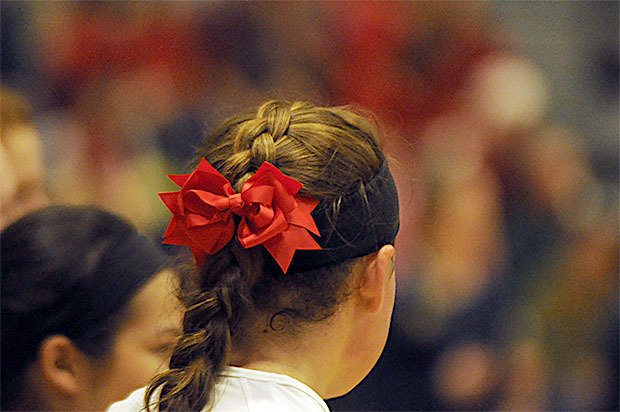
[1,205,182,411]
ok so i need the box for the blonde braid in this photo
[233,101,294,188]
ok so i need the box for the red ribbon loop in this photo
[159,159,322,272]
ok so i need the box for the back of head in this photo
[1,205,167,410]
[206,100,382,196]
[150,100,399,410]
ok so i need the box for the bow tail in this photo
[164,217,236,267]
[162,218,190,246]
[189,247,208,267]
[263,226,321,273]
[163,220,209,267]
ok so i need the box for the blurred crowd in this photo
[2,2,618,411]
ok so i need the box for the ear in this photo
[357,244,396,313]
[37,335,83,396]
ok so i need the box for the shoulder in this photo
[106,368,330,412]
[212,367,330,412]
[107,387,151,412]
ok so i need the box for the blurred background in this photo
[1,2,618,411]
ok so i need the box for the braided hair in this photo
[147,100,385,411]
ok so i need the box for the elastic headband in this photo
[160,158,399,274]
[288,160,400,271]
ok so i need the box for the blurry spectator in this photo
[0,86,48,229]
[30,2,209,234]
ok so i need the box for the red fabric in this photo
[159,159,321,272]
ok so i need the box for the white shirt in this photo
[107,366,330,412]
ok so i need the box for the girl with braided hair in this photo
[109,100,400,411]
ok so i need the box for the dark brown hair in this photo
[147,100,386,411]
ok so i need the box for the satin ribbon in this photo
[159,159,321,273]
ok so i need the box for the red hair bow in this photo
[158,159,321,272]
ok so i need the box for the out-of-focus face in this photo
[0,125,48,230]
[85,269,182,410]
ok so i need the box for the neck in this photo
[19,367,71,412]
[229,305,355,399]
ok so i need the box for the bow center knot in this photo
[228,193,244,212]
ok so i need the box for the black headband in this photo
[286,160,400,272]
